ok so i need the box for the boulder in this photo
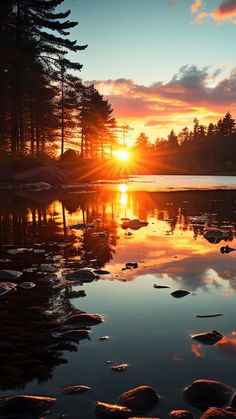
[0,395,56,417]
[119,385,159,413]
[169,410,195,418]
[191,330,223,345]
[171,290,190,298]
[200,407,236,418]
[184,379,234,408]
[95,401,133,418]
[61,313,103,327]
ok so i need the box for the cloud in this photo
[212,0,236,20]
[194,11,209,22]
[191,0,203,13]
[93,65,236,139]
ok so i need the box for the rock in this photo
[52,328,90,341]
[183,379,234,408]
[0,282,17,296]
[19,282,36,289]
[169,410,195,418]
[0,395,56,417]
[220,246,236,254]
[112,364,129,371]
[95,401,133,418]
[61,149,78,161]
[22,181,51,191]
[200,407,236,418]
[62,313,103,327]
[171,290,190,298]
[0,270,22,280]
[7,248,33,255]
[191,330,223,345]
[70,223,95,230]
[94,269,111,275]
[121,219,148,231]
[230,393,236,409]
[39,263,59,272]
[196,314,223,318]
[125,263,138,269]
[204,229,229,244]
[14,165,68,185]
[153,284,170,289]
[119,385,159,413]
[100,336,110,340]
[66,269,98,282]
[60,385,91,395]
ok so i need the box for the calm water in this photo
[0,176,236,418]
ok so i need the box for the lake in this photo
[0,176,236,418]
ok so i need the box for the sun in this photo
[116,150,129,161]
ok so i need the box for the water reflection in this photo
[0,185,236,416]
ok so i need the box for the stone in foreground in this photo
[169,410,195,418]
[184,379,234,408]
[0,395,56,417]
[60,385,91,395]
[191,330,223,345]
[95,401,133,418]
[200,407,236,418]
[119,385,159,413]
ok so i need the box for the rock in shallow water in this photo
[183,379,234,408]
[0,395,56,417]
[112,363,129,372]
[191,330,223,345]
[169,410,195,418]
[95,401,133,418]
[61,313,103,327]
[200,407,236,418]
[0,269,22,280]
[119,385,159,413]
[60,385,92,395]
[171,290,190,298]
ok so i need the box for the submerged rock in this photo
[119,385,159,413]
[153,284,170,289]
[220,246,236,254]
[19,282,36,289]
[7,248,32,255]
[200,407,236,418]
[100,336,110,340]
[112,364,129,372]
[169,410,195,418]
[70,223,95,230]
[196,314,223,318]
[125,262,138,269]
[171,290,190,298]
[0,270,22,280]
[52,328,90,341]
[95,401,132,418]
[121,219,148,231]
[61,313,103,327]
[204,229,229,244]
[60,385,92,395]
[0,282,17,296]
[183,379,234,408]
[191,330,223,345]
[0,395,56,417]
[94,269,111,275]
[39,263,59,272]
[66,269,98,282]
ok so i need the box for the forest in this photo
[1,0,236,177]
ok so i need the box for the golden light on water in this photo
[116,150,129,161]
[118,184,128,192]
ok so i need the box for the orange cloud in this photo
[93,65,236,140]
[194,11,209,22]
[212,0,236,20]
[191,0,202,13]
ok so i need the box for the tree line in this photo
[0,0,117,159]
[133,112,236,173]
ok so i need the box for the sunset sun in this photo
[116,150,129,161]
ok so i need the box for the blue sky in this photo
[62,0,236,140]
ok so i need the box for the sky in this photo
[63,0,236,144]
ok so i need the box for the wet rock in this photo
[183,379,234,408]
[112,364,129,371]
[191,330,223,345]
[230,393,236,409]
[196,314,223,318]
[60,385,92,395]
[39,263,59,272]
[52,328,90,341]
[169,410,195,418]
[62,313,103,327]
[7,248,33,255]
[67,290,86,299]
[200,407,236,418]
[153,284,170,289]
[0,395,56,417]
[100,336,110,340]
[171,290,190,298]
[19,282,36,289]
[70,223,95,230]
[66,269,98,282]
[204,229,229,244]
[125,262,138,269]
[121,219,148,231]
[220,246,236,254]
[0,282,17,296]
[95,401,133,418]
[0,270,22,280]
[94,269,111,275]
[119,385,159,413]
